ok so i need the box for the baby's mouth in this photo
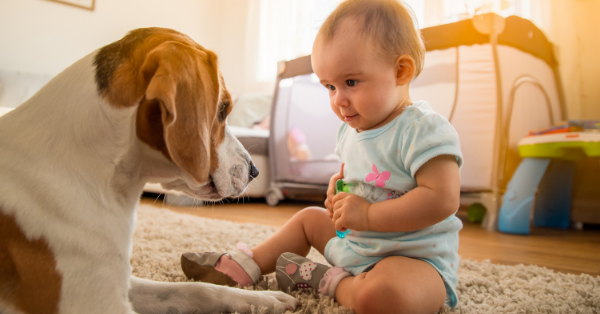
[344,114,358,122]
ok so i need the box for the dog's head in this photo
[94,28,258,201]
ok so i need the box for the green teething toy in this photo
[335,180,352,238]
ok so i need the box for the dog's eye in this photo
[218,100,230,123]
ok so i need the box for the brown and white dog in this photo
[0,28,298,314]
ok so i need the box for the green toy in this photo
[336,179,352,194]
[335,180,354,238]
[467,203,487,223]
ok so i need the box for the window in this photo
[256,0,543,81]
[406,0,538,28]
[256,0,340,81]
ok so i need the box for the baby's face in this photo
[312,23,406,132]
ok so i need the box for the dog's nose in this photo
[249,163,259,181]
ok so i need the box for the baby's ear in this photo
[395,54,416,86]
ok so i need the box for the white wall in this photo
[211,0,277,98]
[0,0,273,100]
[0,0,221,76]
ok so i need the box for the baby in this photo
[181,0,463,312]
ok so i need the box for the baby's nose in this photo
[333,92,349,107]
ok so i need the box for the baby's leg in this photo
[180,207,336,289]
[252,206,336,274]
[336,256,446,314]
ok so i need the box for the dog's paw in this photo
[262,290,300,313]
[232,290,300,314]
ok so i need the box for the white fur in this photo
[0,50,298,314]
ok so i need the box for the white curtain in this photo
[254,0,550,82]
[256,0,340,81]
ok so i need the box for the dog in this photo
[0,28,298,314]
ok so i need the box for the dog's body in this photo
[0,28,297,314]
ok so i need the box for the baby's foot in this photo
[276,252,351,297]
[181,242,261,287]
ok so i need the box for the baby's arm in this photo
[332,155,459,232]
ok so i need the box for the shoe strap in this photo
[319,267,351,297]
[228,249,262,284]
[184,252,226,267]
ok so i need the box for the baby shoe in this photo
[276,252,351,297]
[181,242,261,287]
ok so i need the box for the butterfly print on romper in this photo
[366,164,391,188]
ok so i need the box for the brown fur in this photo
[136,98,172,162]
[94,28,231,183]
[0,210,62,314]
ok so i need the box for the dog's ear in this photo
[141,41,219,184]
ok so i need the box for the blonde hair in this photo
[318,0,426,78]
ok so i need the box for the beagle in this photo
[0,28,298,314]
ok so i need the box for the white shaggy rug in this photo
[131,204,600,314]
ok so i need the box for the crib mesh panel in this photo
[271,73,341,184]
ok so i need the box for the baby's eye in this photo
[326,85,336,91]
[346,80,358,87]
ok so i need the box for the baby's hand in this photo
[324,163,344,218]
[331,192,370,232]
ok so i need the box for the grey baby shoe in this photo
[181,242,261,287]
[275,252,330,293]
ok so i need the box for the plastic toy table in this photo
[498,132,600,234]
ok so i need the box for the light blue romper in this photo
[324,101,464,308]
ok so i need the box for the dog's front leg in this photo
[128,276,299,314]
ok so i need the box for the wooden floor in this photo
[142,196,600,277]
